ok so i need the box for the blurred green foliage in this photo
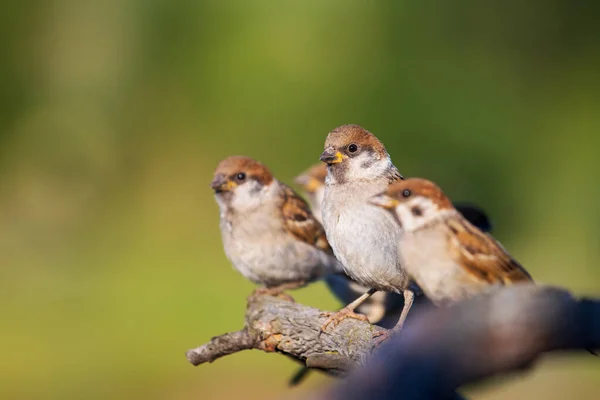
[1,1,599,399]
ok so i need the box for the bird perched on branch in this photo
[370,178,533,306]
[295,163,405,324]
[296,161,495,327]
[318,125,421,333]
[318,124,498,336]
[211,156,341,294]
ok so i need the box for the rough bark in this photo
[186,291,386,374]
[185,285,600,400]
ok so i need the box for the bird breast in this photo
[220,206,336,287]
[322,182,410,292]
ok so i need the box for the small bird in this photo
[295,162,405,324]
[296,161,496,327]
[211,156,341,293]
[369,178,533,306]
[318,124,497,335]
[319,124,417,332]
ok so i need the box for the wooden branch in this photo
[185,329,256,365]
[186,292,386,375]
[186,285,599,400]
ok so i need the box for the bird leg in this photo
[320,288,377,332]
[372,330,392,347]
[373,289,416,347]
[394,289,415,331]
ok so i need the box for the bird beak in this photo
[320,148,344,164]
[210,174,236,193]
[369,194,399,210]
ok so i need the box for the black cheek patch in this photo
[359,148,375,169]
[411,206,423,217]
[360,159,374,169]
[248,178,263,194]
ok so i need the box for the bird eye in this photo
[348,143,358,153]
[236,172,246,181]
[402,189,411,198]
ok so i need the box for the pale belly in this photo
[323,202,409,292]
[222,222,334,287]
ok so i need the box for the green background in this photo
[1,1,599,399]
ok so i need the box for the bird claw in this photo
[319,308,369,334]
[372,329,392,347]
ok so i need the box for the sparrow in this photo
[289,158,497,387]
[295,162,405,324]
[318,124,496,334]
[319,124,417,332]
[211,156,341,294]
[295,161,496,326]
[369,178,533,306]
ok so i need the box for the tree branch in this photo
[186,329,256,365]
[185,285,599,400]
[186,292,386,374]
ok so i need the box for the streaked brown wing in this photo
[447,217,533,284]
[280,184,332,254]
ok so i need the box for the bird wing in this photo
[279,183,333,254]
[446,217,533,284]
[386,165,404,184]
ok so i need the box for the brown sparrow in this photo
[319,124,416,332]
[211,156,341,293]
[370,178,533,306]
[296,163,405,324]
[295,161,496,328]
[318,124,498,335]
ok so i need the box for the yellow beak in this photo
[210,175,238,193]
[369,194,399,210]
[320,149,344,165]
